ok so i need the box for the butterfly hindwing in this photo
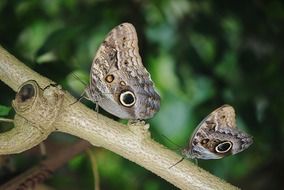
[85,23,160,119]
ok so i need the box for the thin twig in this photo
[0,140,91,190]
[0,118,14,123]
[87,149,100,190]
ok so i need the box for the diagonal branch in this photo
[0,46,238,190]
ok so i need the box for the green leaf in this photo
[0,105,11,116]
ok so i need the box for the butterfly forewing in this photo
[85,23,160,120]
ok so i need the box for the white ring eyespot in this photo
[215,141,232,153]
[119,91,136,107]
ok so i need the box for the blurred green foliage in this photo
[1,0,284,189]
[0,105,10,116]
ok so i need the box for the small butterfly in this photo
[171,105,253,167]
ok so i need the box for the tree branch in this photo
[0,46,238,190]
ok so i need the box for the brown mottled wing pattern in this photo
[188,105,235,147]
[85,23,160,119]
[182,105,253,159]
[213,105,236,129]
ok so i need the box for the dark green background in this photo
[1,0,284,189]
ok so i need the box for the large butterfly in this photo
[85,23,160,120]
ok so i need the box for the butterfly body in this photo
[182,105,253,160]
[85,23,160,119]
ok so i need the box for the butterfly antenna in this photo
[169,157,185,169]
[69,73,89,106]
[72,73,87,86]
[161,134,182,150]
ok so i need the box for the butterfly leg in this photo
[127,119,145,126]
[169,157,185,169]
[95,102,99,113]
[194,158,199,166]
[69,91,86,106]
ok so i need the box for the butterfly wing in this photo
[182,105,252,159]
[214,105,236,130]
[86,23,160,119]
